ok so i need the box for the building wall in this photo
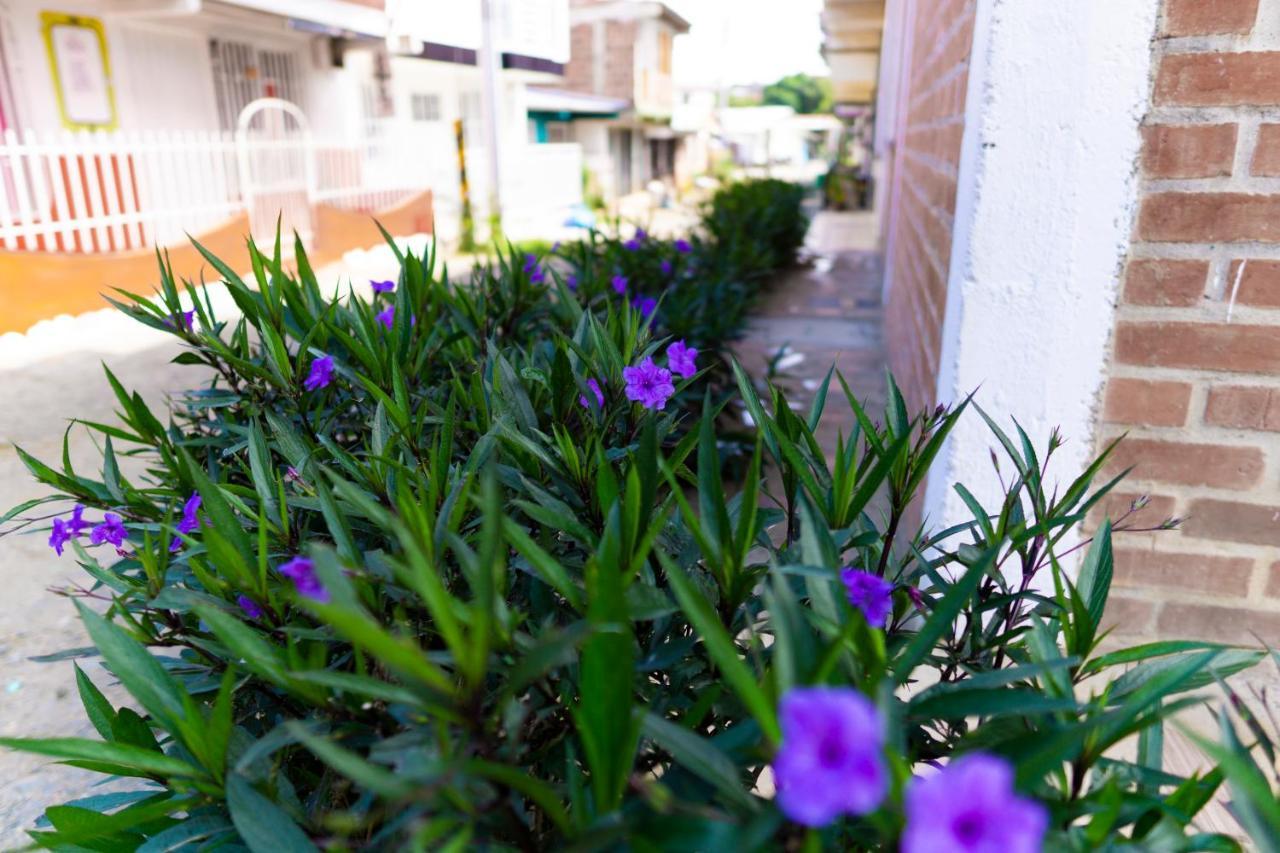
[1100,0,1280,644]
[880,0,976,413]
[562,17,635,102]
[921,0,1158,542]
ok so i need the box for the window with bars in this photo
[410,93,441,122]
[209,38,302,130]
[458,90,482,137]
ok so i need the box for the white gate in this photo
[236,98,314,247]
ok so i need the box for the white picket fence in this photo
[0,125,583,254]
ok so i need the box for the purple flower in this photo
[170,493,204,552]
[89,513,127,548]
[666,340,698,378]
[566,273,578,291]
[772,686,887,827]
[635,228,648,241]
[370,279,395,294]
[165,310,195,331]
[48,518,74,556]
[624,238,642,251]
[237,594,264,620]
[611,275,628,295]
[279,555,329,603]
[376,305,396,330]
[50,505,91,557]
[907,586,927,611]
[632,296,657,319]
[304,354,335,391]
[523,254,547,284]
[660,259,673,276]
[67,504,90,535]
[579,378,604,409]
[551,241,561,253]
[841,567,894,629]
[674,238,692,254]
[623,357,675,411]
[903,753,1047,853]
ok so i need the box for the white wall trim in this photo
[922,0,1161,545]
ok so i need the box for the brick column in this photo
[1100,0,1280,643]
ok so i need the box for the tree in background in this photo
[762,73,834,113]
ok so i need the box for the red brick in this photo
[1123,259,1207,307]
[1205,385,1280,431]
[1267,562,1280,598]
[1103,378,1192,427]
[1142,124,1236,178]
[1226,259,1280,307]
[1138,193,1280,243]
[1115,321,1280,374]
[1157,602,1280,644]
[1163,0,1260,36]
[1155,52,1280,107]
[1113,549,1253,595]
[1104,438,1263,489]
[1101,594,1157,635]
[1251,124,1280,176]
[1183,499,1280,546]
[1092,491,1178,527]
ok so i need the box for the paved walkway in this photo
[733,210,887,453]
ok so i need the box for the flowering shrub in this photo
[0,181,1266,850]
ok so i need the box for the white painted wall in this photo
[0,0,353,133]
[923,0,1161,545]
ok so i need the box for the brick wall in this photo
[563,23,596,93]
[1099,0,1280,644]
[562,20,636,101]
[882,0,976,412]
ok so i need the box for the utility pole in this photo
[479,0,504,244]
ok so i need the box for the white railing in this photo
[0,129,242,253]
[0,124,583,255]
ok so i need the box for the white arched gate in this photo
[236,98,315,248]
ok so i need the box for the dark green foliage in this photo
[0,180,1264,850]
[761,73,834,115]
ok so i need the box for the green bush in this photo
[1,180,1266,851]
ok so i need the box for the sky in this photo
[666,0,830,88]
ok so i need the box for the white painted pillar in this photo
[923,0,1162,535]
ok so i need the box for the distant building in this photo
[528,0,691,201]
[717,105,839,170]
[0,0,583,258]
[0,0,389,137]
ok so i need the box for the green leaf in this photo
[0,737,201,779]
[74,663,115,741]
[661,553,780,743]
[642,712,758,811]
[575,519,640,813]
[287,723,415,798]
[75,602,192,743]
[226,774,318,852]
[892,548,997,683]
[1076,521,1113,632]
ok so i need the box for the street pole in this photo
[479,0,503,245]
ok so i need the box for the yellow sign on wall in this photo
[41,12,118,130]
